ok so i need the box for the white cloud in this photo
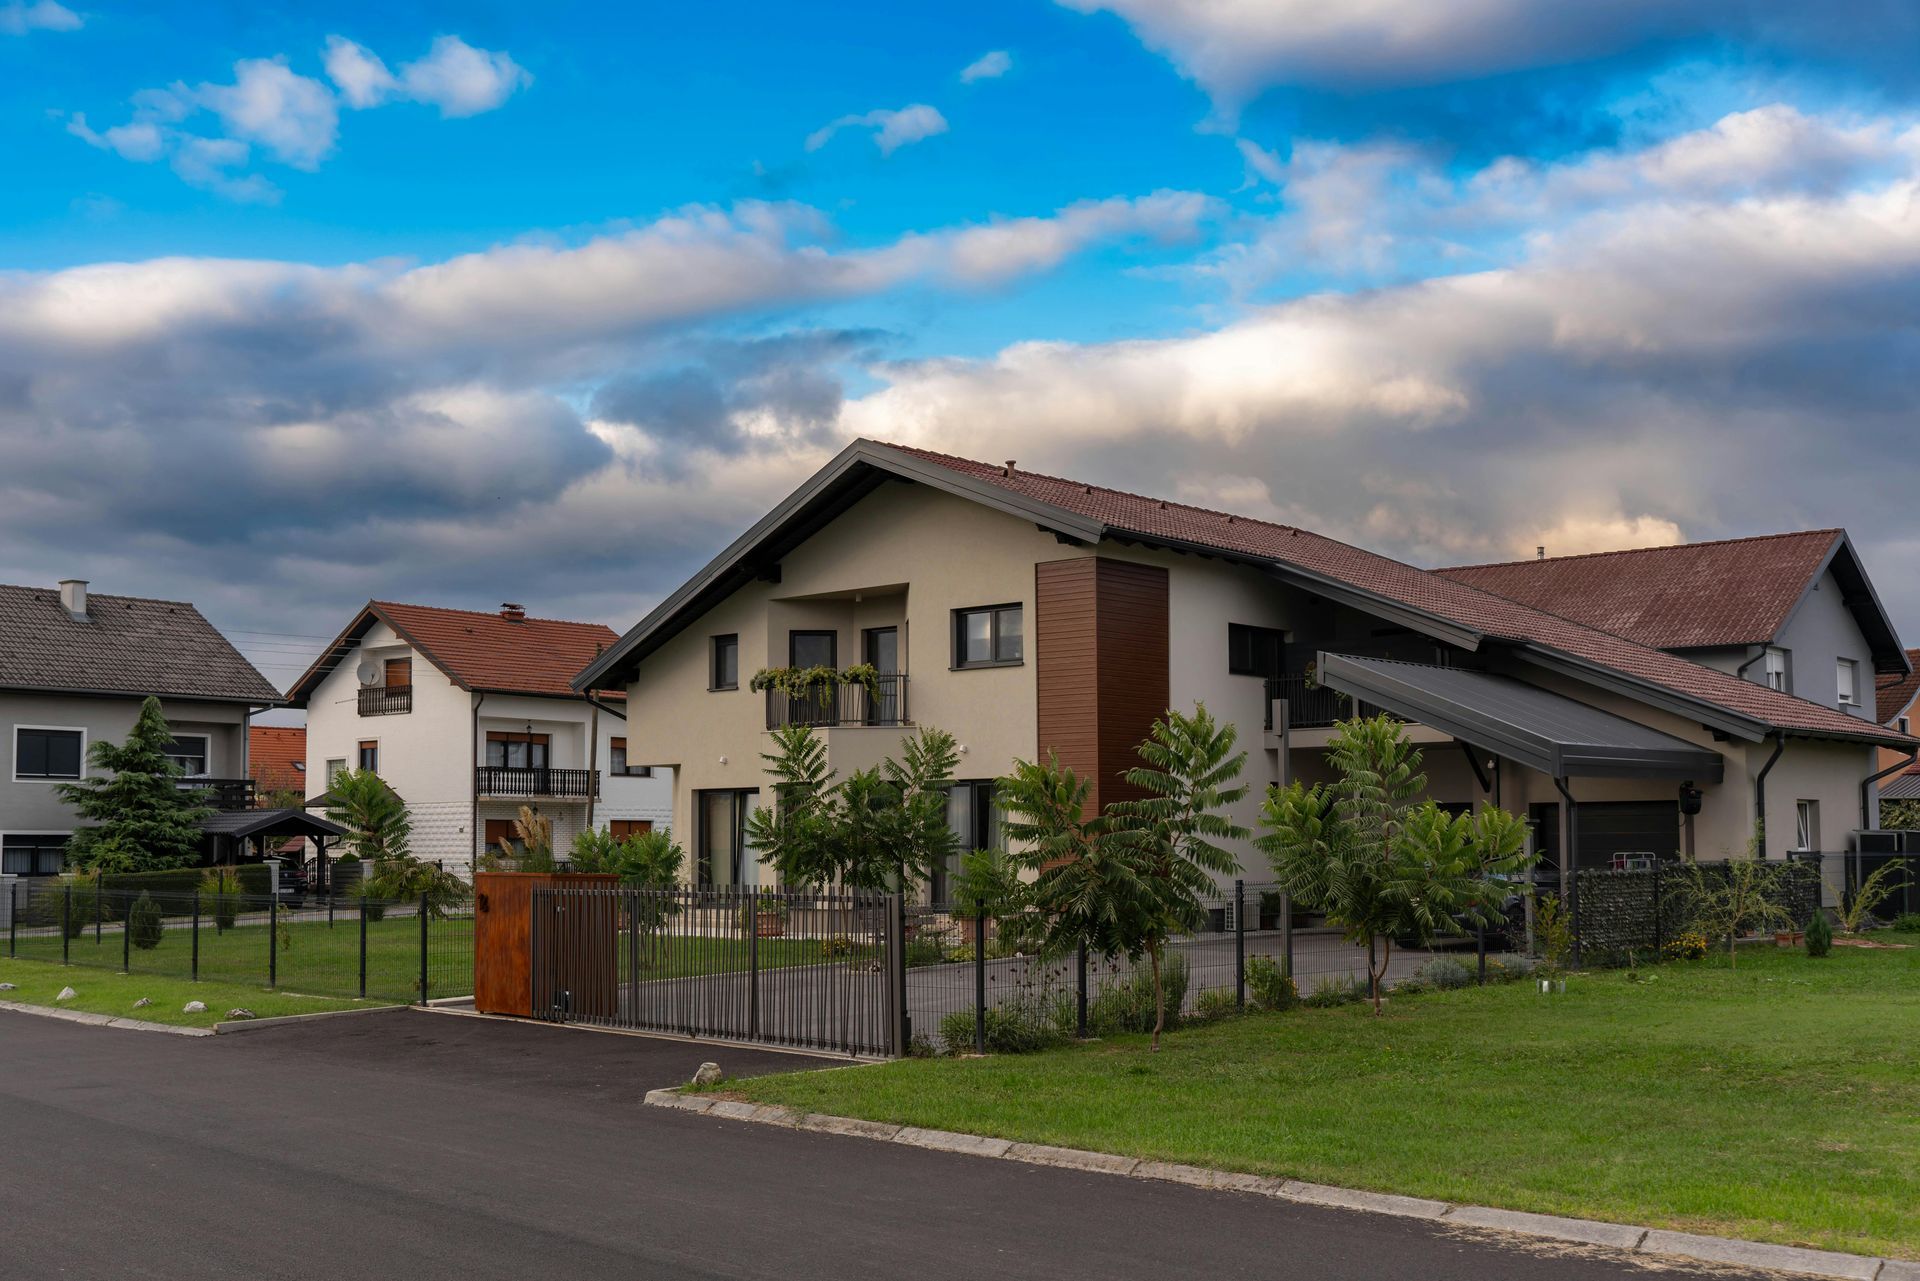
[960,50,1012,82]
[67,115,166,163]
[1522,513,1684,560]
[805,104,949,156]
[862,191,1216,286]
[327,35,531,117]
[192,58,340,169]
[322,36,396,110]
[0,1,79,35]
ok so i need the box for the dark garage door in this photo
[1530,800,1682,874]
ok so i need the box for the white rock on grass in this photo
[691,1061,723,1087]
[55,986,77,1002]
[225,1008,256,1020]
[182,1000,207,1014]
[0,982,17,991]
[132,998,152,1009]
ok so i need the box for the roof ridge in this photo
[0,583,205,610]
[1437,527,1843,572]
[371,599,617,632]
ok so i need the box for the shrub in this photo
[127,891,164,951]
[1414,956,1475,990]
[1194,988,1240,1022]
[1483,956,1534,984]
[1245,954,1299,1011]
[1664,930,1709,961]
[200,867,242,931]
[1805,910,1833,958]
[1890,912,1920,935]
[904,933,949,967]
[1087,952,1189,1037]
[818,935,859,959]
[938,1001,1067,1055]
[34,874,99,939]
[1303,975,1367,1008]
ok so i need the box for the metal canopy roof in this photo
[1315,654,1726,783]
[198,809,349,841]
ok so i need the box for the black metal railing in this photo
[1264,675,1407,731]
[179,777,255,810]
[764,673,910,730]
[474,766,599,799]
[358,685,413,716]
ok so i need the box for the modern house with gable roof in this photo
[0,578,285,878]
[289,601,672,875]
[577,440,1913,893]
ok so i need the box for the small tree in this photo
[1828,858,1909,934]
[1258,716,1533,1014]
[1682,856,1794,967]
[56,696,212,873]
[570,826,686,962]
[324,769,411,862]
[127,891,164,951]
[1805,906,1833,957]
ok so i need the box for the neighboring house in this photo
[575,441,1911,893]
[287,601,672,875]
[0,579,284,877]
[1874,649,1920,806]
[249,725,307,804]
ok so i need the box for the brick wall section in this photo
[1572,859,1822,963]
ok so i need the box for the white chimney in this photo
[58,579,89,622]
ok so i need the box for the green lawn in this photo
[0,954,389,1028]
[730,944,1920,1261]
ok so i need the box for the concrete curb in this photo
[213,1004,402,1035]
[0,999,214,1037]
[644,1090,1912,1280]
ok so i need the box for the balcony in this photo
[359,685,412,716]
[475,766,599,800]
[765,673,910,730]
[1264,675,1404,732]
[179,777,255,811]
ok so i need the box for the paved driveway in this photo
[0,1007,1777,1281]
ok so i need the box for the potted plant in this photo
[742,892,788,938]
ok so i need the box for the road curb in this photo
[646,1090,1911,1279]
[213,1004,402,1035]
[0,999,214,1037]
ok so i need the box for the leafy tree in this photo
[1258,716,1532,1014]
[569,826,685,886]
[744,724,837,885]
[56,696,212,873]
[324,769,411,862]
[1683,857,1795,967]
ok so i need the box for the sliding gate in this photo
[529,885,902,1056]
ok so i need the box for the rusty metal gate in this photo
[529,885,903,1056]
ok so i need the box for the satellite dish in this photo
[356,661,380,686]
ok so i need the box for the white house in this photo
[289,600,671,875]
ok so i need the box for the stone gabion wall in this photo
[1569,859,1822,965]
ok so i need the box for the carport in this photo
[199,809,350,891]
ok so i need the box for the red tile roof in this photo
[248,726,306,796]
[885,444,1908,746]
[372,602,620,697]
[1877,649,1920,724]
[1433,531,1842,651]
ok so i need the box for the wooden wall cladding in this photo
[1035,556,1170,814]
[474,871,618,1017]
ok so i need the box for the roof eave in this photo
[0,681,284,706]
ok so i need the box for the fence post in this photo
[7,880,16,958]
[749,892,761,1041]
[885,892,908,1055]
[1280,890,1294,982]
[122,891,131,972]
[418,892,430,1005]
[63,881,71,965]
[269,893,278,988]
[1652,860,1664,956]
[191,891,200,981]
[359,901,368,1000]
[1076,941,1088,1039]
[96,875,104,943]
[973,909,987,1055]
[1234,880,1246,1008]
[1476,924,1486,985]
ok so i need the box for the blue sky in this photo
[3,2,1920,690]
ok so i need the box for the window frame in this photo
[1836,658,1860,707]
[609,819,654,839]
[13,725,86,782]
[357,739,379,773]
[1794,799,1820,851]
[163,733,211,777]
[710,634,740,691]
[326,758,347,784]
[608,735,651,778]
[952,603,1024,670]
[1,831,72,877]
[1762,645,1791,693]
[1227,623,1285,679]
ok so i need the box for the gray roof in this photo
[1316,654,1727,782]
[0,584,283,704]
[1878,772,1920,800]
[198,809,348,840]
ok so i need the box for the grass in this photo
[730,943,1920,1261]
[0,954,388,1028]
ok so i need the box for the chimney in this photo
[58,579,89,622]
[1002,460,1016,478]
[1536,546,1546,561]
[500,602,526,622]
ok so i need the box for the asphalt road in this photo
[0,1008,1778,1281]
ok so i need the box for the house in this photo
[574,440,1912,893]
[249,725,308,803]
[0,579,284,878]
[1874,649,1920,808]
[288,601,672,875]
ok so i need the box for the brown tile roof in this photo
[248,726,307,796]
[289,602,619,702]
[1877,649,1920,724]
[1433,531,1842,651]
[884,445,1908,746]
[0,584,282,703]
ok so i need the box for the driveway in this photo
[0,1007,1779,1281]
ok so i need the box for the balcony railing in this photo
[475,766,599,799]
[765,673,910,730]
[359,685,413,716]
[179,777,255,811]
[1263,675,1406,731]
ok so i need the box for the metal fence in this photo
[530,884,897,1056]
[1,879,475,1005]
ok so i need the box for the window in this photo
[326,758,347,783]
[953,604,1023,668]
[1901,717,1911,736]
[1227,624,1285,678]
[1762,646,1791,693]
[1795,800,1820,851]
[935,780,1002,900]
[15,727,83,780]
[1836,658,1859,707]
[483,818,524,854]
[2,833,69,876]
[609,736,651,777]
[697,788,758,887]
[357,740,378,772]
[710,634,739,690]
[163,734,210,776]
[485,732,549,769]
[384,657,412,688]
[610,819,654,839]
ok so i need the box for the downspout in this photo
[1735,645,1768,683]
[471,692,486,869]
[1753,732,1786,858]
[1862,748,1919,831]
[586,699,598,831]
[584,692,631,836]
[1554,776,1580,968]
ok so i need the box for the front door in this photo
[788,631,838,725]
[862,626,899,723]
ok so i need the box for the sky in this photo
[4,1,1920,702]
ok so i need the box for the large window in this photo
[1836,659,1859,708]
[953,604,1023,668]
[697,788,758,888]
[164,734,210,776]
[1,833,69,876]
[609,736,650,777]
[710,634,739,690]
[1227,624,1285,678]
[485,732,549,769]
[1762,646,1791,693]
[935,780,1002,901]
[15,727,83,780]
